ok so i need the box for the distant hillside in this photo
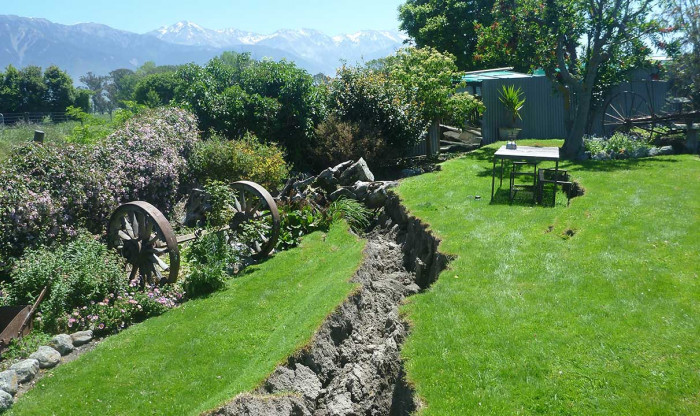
[0,15,407,81]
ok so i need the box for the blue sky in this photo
[3,0,406,35]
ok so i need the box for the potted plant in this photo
[498,84,526,146]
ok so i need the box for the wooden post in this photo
[427,118,440,156]
[33,130,45,143]
[685,121,698,154]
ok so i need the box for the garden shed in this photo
[458,68,567,143]
[460,67,670,144]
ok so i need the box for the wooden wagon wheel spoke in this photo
[108,201,180,286]
[229,181,281,259]
[602,91,656,140]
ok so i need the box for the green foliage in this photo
[311,116,388,169]
[175,52,324,168]
[399,0,497,70]
[8,234,127,333]
[0,65,76,113]
[133,72,180,107]
[188,133,289,190]
[584,132,652,158]
[65,106,112,145]
[327,198,372,232]
[1,331,52,362]
[498,85,526,125]
[183,232,239,298]
[203,180,238,228]
[276,202,327,250]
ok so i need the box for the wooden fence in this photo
[0,112,70,125]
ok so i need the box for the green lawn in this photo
[398,141,700,415]
[0,122,76,162]
[9,222,365,416]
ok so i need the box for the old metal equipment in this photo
[0,286,48,350]
[107,180,280,286]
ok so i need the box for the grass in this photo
[0,122,77,161]
[9,222,365,416]
[397,140,700,415]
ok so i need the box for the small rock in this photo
[339,158,374,185]
[50,334,74,355]
[399,167,422,178]
[0,390,12,411]
[0,370,18,395]
[9,359,39,383]
[658,145,674,155]
[30,346,61,369]
[330,187,356,202]
[70,330,93,346]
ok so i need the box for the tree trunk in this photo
[427,118,440,156]
[561,57,602,159]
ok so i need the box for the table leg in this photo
[553,160,559,206]
[499,159,504,187]
[491,157,497,201]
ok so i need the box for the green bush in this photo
[183,232,240,298]
[327,198,372,232]
[188,133,289,190]
[585,132,652,159]
[311,116,391,170]
[8,234,127,332]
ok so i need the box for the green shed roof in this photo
[460,68,544,83]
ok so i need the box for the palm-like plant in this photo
[499,85,526,126]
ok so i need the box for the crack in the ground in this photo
[210,193,448,416]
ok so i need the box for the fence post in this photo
[33,130,45,143]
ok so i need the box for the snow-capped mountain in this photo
[148,21,409,73]
[0,15,407,80]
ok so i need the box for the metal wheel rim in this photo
[107,201,180,285]
[602,91,656,140]
[229,181,280,259]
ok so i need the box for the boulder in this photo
[313,168,338,192]
[9,359,39,383]
[50,334,74,356]
[29,346,61,369]
[366,182,398,209]
[183,188,211,227]
[70,330,93,346]
[351,181,371,200]
[330,160,354,176]
[0,390,12,412]
[330,187,356,202]
[0,370,18,395]
[649,145,674,156]
[339,158,374,185]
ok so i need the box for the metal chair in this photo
[510,161,537,203]
[537,168,572,205]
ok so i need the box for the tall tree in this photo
[476,0,660,158]
[43,65,75,113]
[663,0,700,109]
[107,68,137,107]
[0,65,22,113]
[19,66,47,113]
[399,0,497,70]
[80,72,111,113]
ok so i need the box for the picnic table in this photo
[490,145,560,202]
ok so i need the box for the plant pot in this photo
[499,127,522,141]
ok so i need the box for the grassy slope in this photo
[398,141,700,415]
[10,223,365,416]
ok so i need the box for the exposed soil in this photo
[210,194,448,416]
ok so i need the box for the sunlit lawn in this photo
[9,222,365,415]
[398,141,700,415]
[0,122,77,162]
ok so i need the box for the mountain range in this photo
[0,15,408,81]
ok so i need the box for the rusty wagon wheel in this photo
[602,91,657,140]
[229,181,280,259]
[107,201,179,286]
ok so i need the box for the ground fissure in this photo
[211,194,448,416]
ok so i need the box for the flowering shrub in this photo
[61,283,184,335]
[188,133,289,191]
[585,132,652,159]
[0,107,198,264]
[8,234,127,333]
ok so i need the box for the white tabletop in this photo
[494,145,560,161]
